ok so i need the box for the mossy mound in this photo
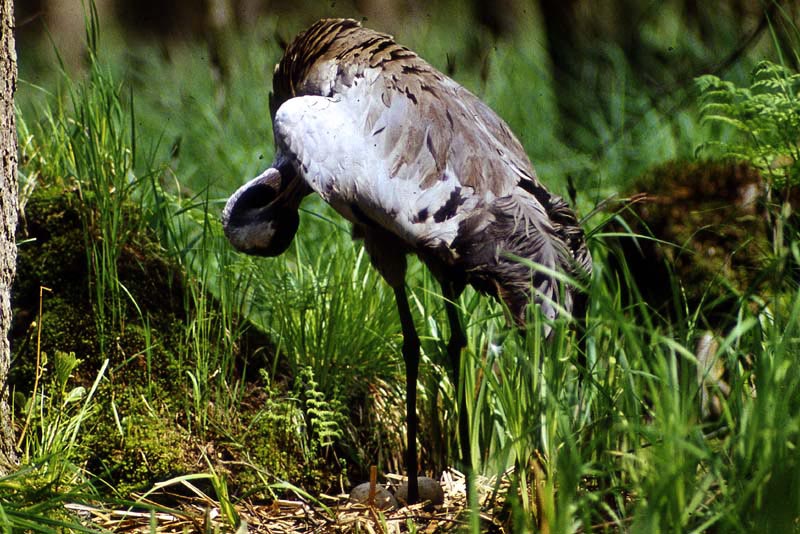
[11,187,186,390]
[608,159,796,327]
[9,184,343,499]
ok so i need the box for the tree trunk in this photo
[0,0,19,474]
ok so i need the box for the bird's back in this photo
[272,19,535,197]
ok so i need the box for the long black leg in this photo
[360,230,422,503]
[393,284,421,504]
[441,283,470,477]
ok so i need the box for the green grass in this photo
[11,2,800,532]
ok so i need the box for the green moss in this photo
[11,186,187,388]
[84,386,194,495]
[11,187,193,492]
[214,375,342,500]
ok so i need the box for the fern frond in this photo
[696,60,800,187]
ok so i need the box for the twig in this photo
[17,285,52,449]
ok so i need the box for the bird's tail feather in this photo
[457,192,590,328]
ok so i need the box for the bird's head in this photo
[222,167,307,257]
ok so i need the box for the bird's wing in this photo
[345,68,590,320]
[272,92,483,251]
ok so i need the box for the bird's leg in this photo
[359,229,421,503]
[441,283,471,485]
[393,284,421,505]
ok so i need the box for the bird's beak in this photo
[222,167,308,257]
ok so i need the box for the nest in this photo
[64,469,512,533]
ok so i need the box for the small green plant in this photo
[2,350,109,532]
[18,352,107,480]
[294,366,346,451]
[246,370,308,478]
[697,59,800,311]
[233,369,344,496]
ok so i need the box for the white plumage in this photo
[270,94,481,250]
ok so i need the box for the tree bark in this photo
[0,0,19,473]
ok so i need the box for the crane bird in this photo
[222,18,592,504]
